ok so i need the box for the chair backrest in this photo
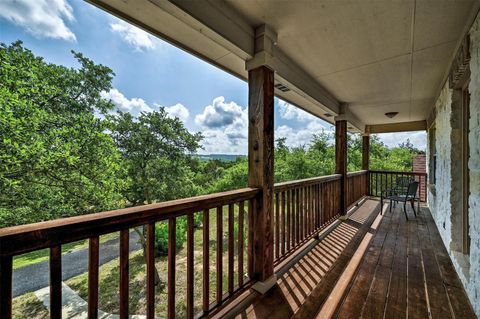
[406,181,419,199]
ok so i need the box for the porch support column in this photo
[335,120,348,216]
[362,133,370,196]
[362,134,370,170]
[248,65,275,286]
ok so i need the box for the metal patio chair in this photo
[383,181,419,220]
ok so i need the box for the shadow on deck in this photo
[220,199,476,319]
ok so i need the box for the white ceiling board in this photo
[92,0,480,130]
[316,54,412,105]
[414,0,477,51]
[412,41,458,101]
[226,1,413,78]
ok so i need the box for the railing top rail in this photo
[347,170,368,177]
[273,174,341,192]
[0,187,260,257]
[369,170,427,176]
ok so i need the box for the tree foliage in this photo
[0,41,124,226]
[0,41,424,229]
[108,111,203,206]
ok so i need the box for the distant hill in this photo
[195,154,246,162]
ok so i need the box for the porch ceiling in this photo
[90,0,479,132]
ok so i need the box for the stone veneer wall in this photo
[428,13,480,317]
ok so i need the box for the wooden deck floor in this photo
[225,199,476,319]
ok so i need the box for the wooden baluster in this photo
[228,204,234,294]
[296,188,300,244]
[312,185,316,230]
[305,186,309,235]
[120,230,129,319]
[303,187,306,239]
[88,237,100,319]
[202,209,210,314]
[248,199,254,278]
[0,256,13,319]
[238,201,245,287]
[146,224,155,319]
[300,187,304,241]
[50,245,62,319]
[286,190,291,252]
[187,214,194,319]
[281,191,286,256]
[290,189,295,247]
[319,183,324,226]
[216,206,223,304]
[275,192,280,259]
[167,219,176,319]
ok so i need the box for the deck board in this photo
[222,200,475,319]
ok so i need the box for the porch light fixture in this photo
[385,112,399,118]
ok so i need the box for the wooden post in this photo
[335,120,347,216]
[362,134,370,171]
[248,65,274,283]
[362,134,370,196]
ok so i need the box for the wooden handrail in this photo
[274,174,342,192]
[369,170,427,176]
[0,188,260,257]
[346,170,368,177]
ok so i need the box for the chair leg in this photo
[390,199,393,212]
[380,197,383,215]
[403,201,408,220]
[411,200,417,217]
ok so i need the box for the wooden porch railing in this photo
[0,188,259,319]
[368,170,428,202]
[346,170,368,208]
[272,171,368,264]
[0,171,369,319]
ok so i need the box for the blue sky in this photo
[0,0,426,154]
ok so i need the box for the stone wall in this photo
[466,14,480,316]
[427,13,480,316]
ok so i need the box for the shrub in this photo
[154,217,187,256]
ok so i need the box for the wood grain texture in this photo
[0,188,259,257]
[88,237,100,319]
[119,230,129,319]
[248,66,274,281]
[202,209,210,313]
[167,218,176,319]
[335,120,347,216]
[362,135,370,171]
[50,245,62,319]
[146,224,155,319]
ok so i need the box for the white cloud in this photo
[164,103,190,122]
[101,89,153,115]
[195,96,247,128]
[376,132,427,150]
[110,20,155,51]
[276,121,334,149]
[0,0,76,41]
[195,97,248,154]
[278,100,317,122]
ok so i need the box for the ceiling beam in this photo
[365,120,427,134]
[246,25,340,114]
[150,0,255,60]
[334,104,365,133]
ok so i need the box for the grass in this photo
[13,232,120,269]
[12,293,49,319]
[66,205,248,317]
[11,205,249,318]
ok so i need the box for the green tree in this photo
[0,41,124,227]
[108,110,203,205]
[108,110,202,285]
